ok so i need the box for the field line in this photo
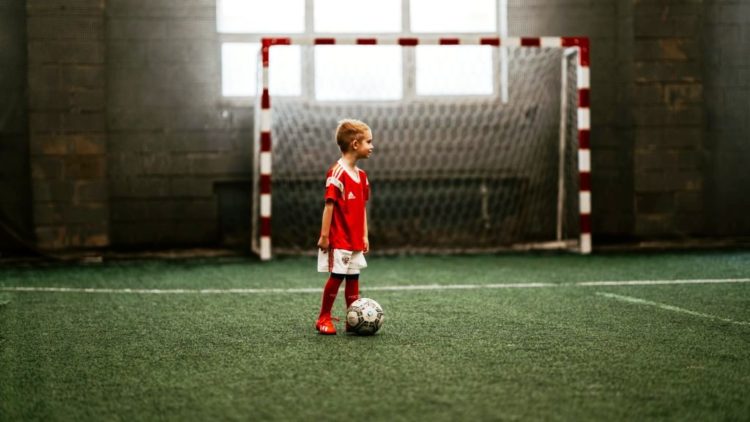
[0,278,749,295]
[596,292,750,326]
[578,278,750,286]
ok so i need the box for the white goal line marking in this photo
[1,278,749,295]
[596,292,750,326]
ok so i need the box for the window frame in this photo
[217,0,506,103]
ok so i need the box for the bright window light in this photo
[315,46,402,101]
[410,0,496,33]
[217,0,304,33]
[416,46,494,96]
[222,43,301,97]
[314,0,401,33]
[268,45,302,96]
[222,43,256,96]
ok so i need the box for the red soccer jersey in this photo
[324,159,370,251]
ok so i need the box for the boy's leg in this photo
[344,274,360,333]
[316,273,345,334]
[344,274,360,308]
[319,273,345,318]
[345,251,365,309]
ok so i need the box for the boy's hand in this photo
[363,237,369,254]
[318,235,329,251]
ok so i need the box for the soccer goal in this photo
[252,36,591,260]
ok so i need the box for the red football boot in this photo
[315,316,337,335]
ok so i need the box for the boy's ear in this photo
[351,139,359,150]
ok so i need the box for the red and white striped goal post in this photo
[256,36,592,260]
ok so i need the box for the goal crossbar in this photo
[254,36,591,260]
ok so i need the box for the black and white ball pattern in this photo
[346,298,384,335]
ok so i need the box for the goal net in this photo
[253,37,591,259]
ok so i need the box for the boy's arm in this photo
[363,207,369,254]
[318,200,334,250]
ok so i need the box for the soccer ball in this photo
[346,298,384,335]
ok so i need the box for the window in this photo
[217,0,305,33]
[221,43,302,97]
[315,46,403,101]
[314,0,401,33]
[416,46,494,96]
[410,0,496,33]
[221,43,255,97]
[217,0,505,100]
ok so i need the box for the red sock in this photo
[319,275,343,319]
[345,278,360,309]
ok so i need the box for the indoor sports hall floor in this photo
[1,251,749,420]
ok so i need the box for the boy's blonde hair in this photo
[335,119,370,152]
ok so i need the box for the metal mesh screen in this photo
[257,46,580,255]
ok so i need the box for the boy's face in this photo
[354,129,374,159]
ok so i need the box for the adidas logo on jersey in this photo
[348,192,356,200]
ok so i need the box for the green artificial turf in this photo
[1,251,749,420]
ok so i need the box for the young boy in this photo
[315,119,374,335]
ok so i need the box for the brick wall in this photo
[27,0,110,250]
[509,0,750,241]
[8,0,750,253]
[509,0,635,240]
[106,0,252,247]
[630,0,706,237]
[0,0,32,251]
[704,0,750,235]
